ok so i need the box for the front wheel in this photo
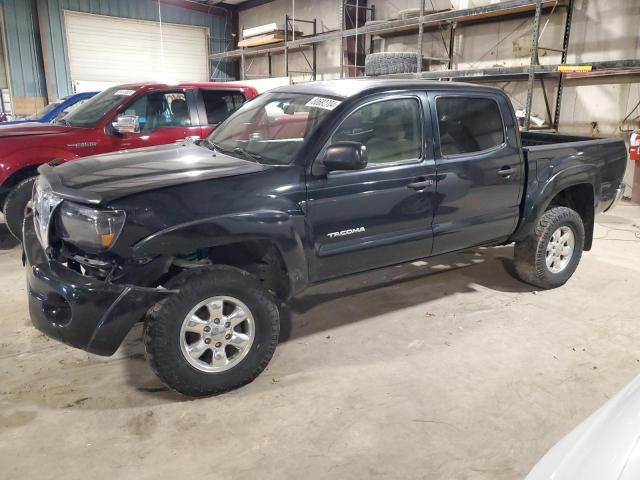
[144,266,280,397]
[514,206,585,289]
[3,177,36,241]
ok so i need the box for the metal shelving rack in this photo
[210,0,640,131]
[212,14,317,81]
[340,2,377,78]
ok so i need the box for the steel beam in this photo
[523,0,542,131]
[553,0,574,130]
[417,0,425,74]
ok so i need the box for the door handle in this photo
[498,166,515,177]
[407,177,434,190]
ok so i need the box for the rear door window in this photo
[201,90,247,125]
[436,97,504,156]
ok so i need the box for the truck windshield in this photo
[61,87,136,128]
[206,92,338,165]
[26,98,65,120]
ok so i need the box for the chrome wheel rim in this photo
[179,296,255,373]
[545,226,575,274]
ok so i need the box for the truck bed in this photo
[520,131,593,147]
[520,131,627,216]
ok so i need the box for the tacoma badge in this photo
[327,227,365,238]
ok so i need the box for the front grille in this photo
[63,257,113,280]
[58,245,116,281]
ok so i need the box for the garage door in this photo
[64,11,208,84]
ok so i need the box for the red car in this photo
[0,81,259,239]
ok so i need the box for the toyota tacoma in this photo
[23,79,627,396]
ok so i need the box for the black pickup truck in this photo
[23,79,626,396]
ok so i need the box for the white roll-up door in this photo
[64,11,208,84]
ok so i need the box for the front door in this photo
[306,93,437,282]
[107,89,202,151]
[429,92,523,255]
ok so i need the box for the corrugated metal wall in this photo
[0,0,46,109]
[0,8,7,89]
[0,0,232,112]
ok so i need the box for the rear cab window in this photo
[435,96,505,156]
[200,90,247,125]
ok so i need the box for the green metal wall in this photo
[0,0,232,107]
[0,0,46,99]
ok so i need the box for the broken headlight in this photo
[56,201,126,250]
[33,176,63,250]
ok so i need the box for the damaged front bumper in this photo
[23,216,175,356]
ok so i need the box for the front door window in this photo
[123,91,191,133]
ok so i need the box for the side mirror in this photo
[322,141,368,173]
[111,115,140,135]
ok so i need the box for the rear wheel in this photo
[514,206,585,289]
[144,266,280,397]
[3,176,36,242]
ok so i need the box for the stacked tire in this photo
[364,52,425,76]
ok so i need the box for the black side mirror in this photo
[322,141,368,173]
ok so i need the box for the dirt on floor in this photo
[1,204,639,480]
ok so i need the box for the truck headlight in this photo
[56,202,126,250]
[33,176,63,250]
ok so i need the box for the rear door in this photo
[428,92,523,255]
[196,89,248,137]
[107,89,202,151]
[306,92,437,281]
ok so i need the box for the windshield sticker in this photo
[305,97,341,111]
[114,89,136,96]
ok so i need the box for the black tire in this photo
[514,206,585,289]
[144,266,280,397]
[3,176,36,242]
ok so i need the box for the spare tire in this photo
[364,52,428,76]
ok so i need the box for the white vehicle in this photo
[527,375,640,479]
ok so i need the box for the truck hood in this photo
[526,374,640,480]
[0,119,40,126]
[43,142,267,204]
[0,122,73,137]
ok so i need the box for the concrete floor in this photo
[1,204,639,480]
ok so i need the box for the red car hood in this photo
[0,122,73,137]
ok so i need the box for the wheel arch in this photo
[2,164,40,189]
[132,210,309,299]
[512,163,599,249]
[1,146,78,196]
[194,238,297,300]
[546,183,595,250]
